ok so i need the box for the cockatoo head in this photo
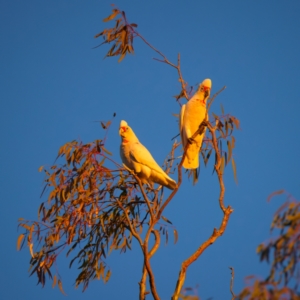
[119,120,129,135]
[198,78,212,103]
[119,120,138,142]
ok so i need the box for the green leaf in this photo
[212,112,219,120]
[52,275,57,288]
[66,242,78,257]
[227,140,232,162]
[231,136,235,149]
[38,203,44,221]
[102,146,112,156]
[162,216,172,224]
[94,31,104,39]
[58,279,67,296]
[17,234,24,250]
[118,52,126,63]
[267,189,285,202]
[20,223,31,231]
[220,103,225,115]
[231,116,240,129]
[104,270,111,283]
[173,229,178,244]
[231,158,238,184]
[103,9,119,22]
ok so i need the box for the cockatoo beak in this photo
[203,85,211,98]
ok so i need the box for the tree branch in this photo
[207,85,226,112]
[116,200,143,247]
[129,27,188,101]
[171,121,234,300]
[132,174,155,223]
[229,267,236,300]
[157,121,207,220]
[139,230,161,300]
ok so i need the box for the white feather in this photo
[119,120,177,190]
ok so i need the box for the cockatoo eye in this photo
[121,126,127,132]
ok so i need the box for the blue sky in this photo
[1,1,299,299]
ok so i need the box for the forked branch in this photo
[171,122,234,300]
[139,230,160,300]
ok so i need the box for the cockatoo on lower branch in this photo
[179,78,212,169]
[119,120,177,190]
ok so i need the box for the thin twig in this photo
[229,267,236,300]
[133,174,155,223]
[157,121,207,220]
[116,200,143,247]
[206,122,226,213]
[207,86,226,112]
[129,27,188,101]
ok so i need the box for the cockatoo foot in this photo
[200,120,208,127]
[188,137,195,144]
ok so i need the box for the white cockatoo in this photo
[119,120,177,190]
[179,78,212,169]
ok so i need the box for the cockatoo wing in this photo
[180,103,199,168]
[128,141,177,190]
[179,104,187,148]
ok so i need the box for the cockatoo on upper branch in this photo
[119,120,177,190]
[179,78,212,169]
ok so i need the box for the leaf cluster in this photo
[94,7,136,62]
[17,131,178,293]
[238,191,300,299]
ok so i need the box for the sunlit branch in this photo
[139,230,160,300]
[206,122,226,212]
[157,120,207,220]
[143,241,160,300]
[171,120,234,300]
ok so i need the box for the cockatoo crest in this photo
[119,120,139,143]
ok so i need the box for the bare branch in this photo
[207,86,226,112]
[229,267,236,300]
[127,26,189,101]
